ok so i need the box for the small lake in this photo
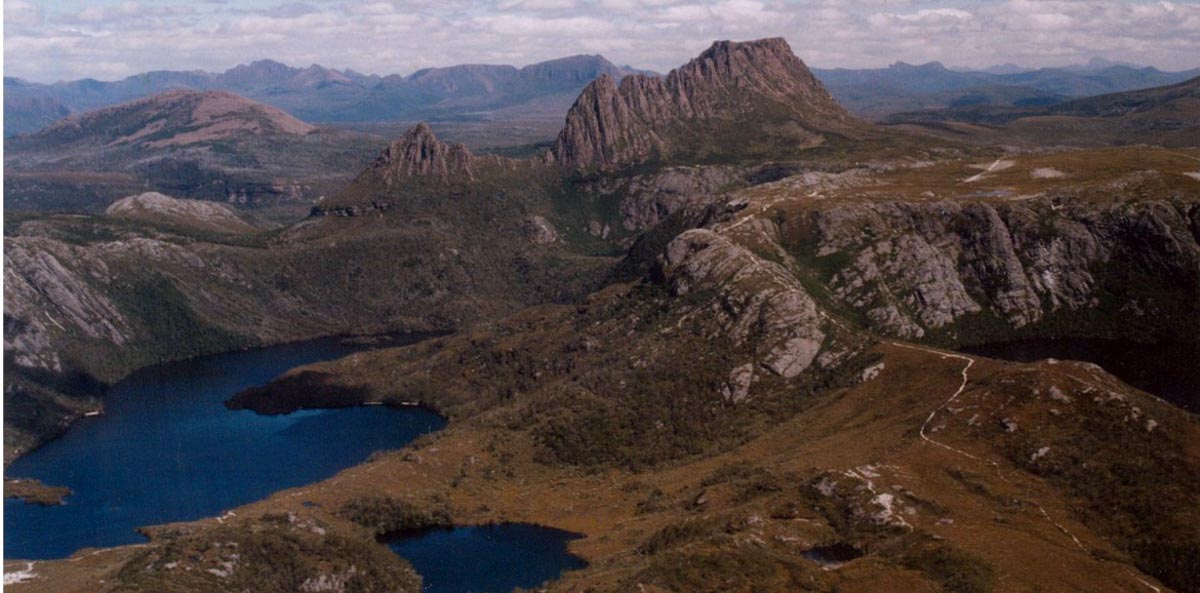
[961,338,1199,413]
[4,335,446,560]
[386,524,586,593]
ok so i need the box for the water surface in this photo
[386,523,586,593]
[961,338,1199,413]
[5,335,445,560]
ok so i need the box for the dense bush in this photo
[336,496,452,535]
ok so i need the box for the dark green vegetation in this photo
[337,496,453,535]
[114,514,422,593]
[3,154,618,458]
[8,39,1200,593]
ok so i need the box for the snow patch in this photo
[4,562,37,585]
[1184,172,1200,181]
[1030,446,1051,462]
[1031,167,1067,179]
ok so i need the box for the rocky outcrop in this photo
[105,192,256,233]
[369,123,474,184]
[805,198,1200,340]
[4,238,131,372]
[662,228,840,379]
[359,123,508,187]
[552,38,860,170]
[521,216,559,244]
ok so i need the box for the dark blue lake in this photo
[4,335,446,560]
[386,524,587,593]
[961,337,1199,413]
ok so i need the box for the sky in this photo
[4,0,1200,83]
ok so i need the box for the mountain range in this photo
[886,74,1200,148]
[811,60,1200,118]
[5,38,1200,593]
[4,90,383,212]
[3,55,654,136]
[8,55,1199,139]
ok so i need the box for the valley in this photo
[4,36,1199,593]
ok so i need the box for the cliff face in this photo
[809,198,1200,340]
[552,38,860,170]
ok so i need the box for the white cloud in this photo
[5,0,44,26]
[4,0,1199,82]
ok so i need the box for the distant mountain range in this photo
[812,60,1200,119]
[4,90,382,211]
[3,56,655,136]
[885,74,1200,148]
[7,55,1198,138]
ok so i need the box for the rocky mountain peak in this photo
[551,37,859,170]
[365,123,478,185]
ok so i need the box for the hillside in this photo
[103,192,258,234]
[10,90,314,151]
[814,60,1200,119]
[6,39,1200,593]
[3,90,382,212]
[24,144,1199,593]
[887,75,1200,147]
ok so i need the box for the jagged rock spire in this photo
[367,123,476,185]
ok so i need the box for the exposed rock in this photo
[521,216,559,245]
[552,38,860,170]
[662,228,829,379]
[363,123,480,186]
[105,192,255,234]
[4,237,130,372]
[722,363,755,403]
[617,166,741,231]
[809,197,1200,339]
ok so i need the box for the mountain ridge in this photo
[552,38,863,170]
[4,55,658,136]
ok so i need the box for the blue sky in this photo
[5,0,1200,82]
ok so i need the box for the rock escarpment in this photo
[662,228,838,380]
[552,38,861,170]
[803,198,1200,341]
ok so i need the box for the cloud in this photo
[5,0,44,26]
[5,0,1199,83]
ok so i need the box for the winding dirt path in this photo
[888,341,1162,592]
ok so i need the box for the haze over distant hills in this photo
[886,73,1200,148]
[4,90,382,211]
[811,59,1200,119]
[7,54,1198,138]
[3,55,655,136]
